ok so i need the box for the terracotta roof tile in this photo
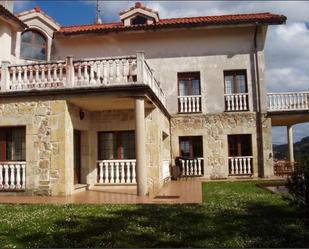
[56,12,286,36]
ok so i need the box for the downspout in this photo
[253,22,265,177]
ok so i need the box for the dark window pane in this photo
[21,31,32,43]
[0,127,25,161]
[178,72,201,96]
[179,136,203,158]
[34,33,46,45]
[131,15,147,25]
[20,30,46,60]
[179,80,189,96]
[228,134,252,157]
[192,79,200,95]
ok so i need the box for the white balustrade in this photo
[0,54,167,108]
[0,162,26,191]
[225,93,249,111]
[228,156,253,175]
[8,62,66,90]
[178,95,202,113]
[73,56,137,86]
[179,158,204,176]
[267,92,309,111]
[97,159,136,184]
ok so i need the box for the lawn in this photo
[0,181,308,248]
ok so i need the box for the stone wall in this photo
[0,98,70,196]
[170,113,273,178]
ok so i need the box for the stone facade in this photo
[170,112,273,178]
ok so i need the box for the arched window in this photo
[20,30,47,61]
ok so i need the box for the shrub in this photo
[287,158,309,208]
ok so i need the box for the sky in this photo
[13,0,309,145]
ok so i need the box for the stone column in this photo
[287,125,294,163]
[135,97,148,196]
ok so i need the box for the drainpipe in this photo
[253,22,265,177]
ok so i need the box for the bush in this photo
[287,158,309,208]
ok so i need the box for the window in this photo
[98,131,135,160]
[131,15,148,25]
[224,70,247,94]
[0,127,26,161]
[178,72,201,96]
[179,136,203,158]
[20,30,46,61]
[228,134,252,157]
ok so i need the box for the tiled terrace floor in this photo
[0,178,203,205]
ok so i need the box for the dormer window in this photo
[119,2,160,27]
[131,15,148,25]
[20,30,47,61]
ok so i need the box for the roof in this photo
[0,5,27,29]
[16,6,61,28]
[56,12,287,36]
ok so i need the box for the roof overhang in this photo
[0,5,27,31]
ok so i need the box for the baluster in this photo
[15,164,21,189]
[235,158,239,174]
[188,97,192,112]
[226,95,231,111]
[40,65,46,87]
[52,64,58,86]
[239,95,244,110]
[115,59,120,83]
[34,65,40,88]
[230,158,234,175]
[29,66,34,88]
[17,67,23,89]
[115,162,120,183]
[109,161,115,183]
[132,161,136,183]
[127,59,133,82]
[247,158,252,174]
[126,162,131,183]
[83,62,89,85]
[21,163,26,189]
[197,159,201,175]
[22,66,29,88]
[11,67,17,89]
[0,165,3,189]
[89,62,96,85]
[9,165,15,189]
[59,63,64,86]
[193,159,197,175]
[47,64,52,86]
[184,97,188,112]
[102,60,108,85]
[120,162,125,183]
[122,59,127,82]
[301,93,305,109]
[77,63,83,85]
[231,95,235,111]
[187,160,190,176]
[179,98,184,113]
[4,164,9,189]
[305,93,309,108]
[99,162,103,183]
[104,162,109,183]
[239,158,243,174]
[109,60,114,83]
[196,96,201,112]
[243,94,248,110]
[96,61,102,84]
[192,96,196,112]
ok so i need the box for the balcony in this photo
[0,52,166,107]
[224,93,249,112]
[178,95,202,113]
[228,156,253,176]
[267,92,309,112]
[0,161,26,191]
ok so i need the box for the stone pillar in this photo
[0,61,10,92]
[287,125,294,162]
[136,51,145,84]
[135,97,148,196]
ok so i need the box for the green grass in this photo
[0,181,308,248]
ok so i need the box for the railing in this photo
[162,159,171,180]
[179,157,204,176]
[0,162,26,191]
[225,93,249,111]
[97,159,136,184]
[0,52,166,108]
[268,92,309,111]
[228,156,253,176]
[178,95,202,113]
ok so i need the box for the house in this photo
[0,1,308,197]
